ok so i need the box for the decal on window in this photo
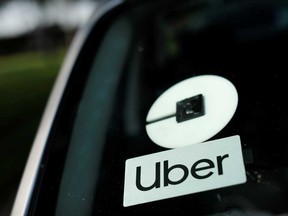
[145,75,238,148]
[123,135,247,207]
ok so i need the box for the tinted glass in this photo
[30,0,288,215]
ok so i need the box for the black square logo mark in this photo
[176,94,205,123]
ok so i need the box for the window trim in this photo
[10,1,124,215]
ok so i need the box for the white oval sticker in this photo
[146,75,238,148]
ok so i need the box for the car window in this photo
[27,0,288,215]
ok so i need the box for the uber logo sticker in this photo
[145,75,238,148]
[123,135,246,207]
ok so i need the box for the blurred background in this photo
[0,0,98,214]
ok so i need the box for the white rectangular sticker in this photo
[123,135,247,207]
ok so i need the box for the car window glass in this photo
[29,1,288,215]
